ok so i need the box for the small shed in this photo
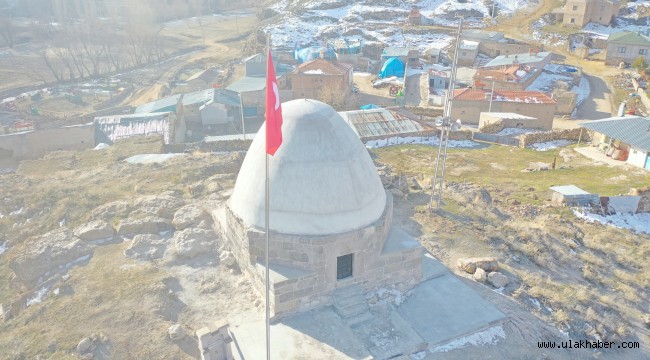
[550,185,599,206]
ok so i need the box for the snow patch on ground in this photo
[430,325,506,353]
[365,136,481,149]
[528,140,574,151]
[26,287,48,307]
[573,209,650,234]
[0,241,7,256]
[125,153,185,164]
[266,0,528,49]
[94,143,110,150]
[496,127,539,136]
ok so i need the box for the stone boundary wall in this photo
[405,106,444,118]
[478,120,505,134]
[165,139,253,153]
[449,129,473,140]
[519,128,591,148]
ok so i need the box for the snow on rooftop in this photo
[303,69,324,75]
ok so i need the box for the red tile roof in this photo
[453,88,555,104]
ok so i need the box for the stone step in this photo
[346,311,374,327]
[333,285,364,302]
[333,291,366,309]
[336,301,369,319]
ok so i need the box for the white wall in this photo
[627,146,648,168]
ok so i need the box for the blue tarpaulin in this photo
[378,57,405,78]
[294,47,337,63]
[360,104,381,110]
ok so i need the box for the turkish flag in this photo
[266,49,283,156]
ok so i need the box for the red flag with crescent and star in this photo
[265,49,283,156]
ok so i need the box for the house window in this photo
[572,5,578,11]
[618,47,626,53]
[640,49,648,55]
[570,18,576,23]
[337,254,353,280]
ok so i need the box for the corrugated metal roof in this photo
[462,29,505,41]
[453,88,555,104]
[382,47,416,57]
[579,116,650,152]
[483,52,551,68]
[94,112,172,144]
[135,89,214,114]
[226,76,267,93]
[338,108,428,139]
[607,31,650,46]
[550,185,591,196]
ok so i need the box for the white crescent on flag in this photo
[272,82,280,110]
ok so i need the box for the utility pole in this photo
[430,17,463,211]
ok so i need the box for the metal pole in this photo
[437,125,451,208]
[488,80,495,112]
[265,152,270,360]
[430,18,462,210]
[265,35,271,360]
[240,92,246,140]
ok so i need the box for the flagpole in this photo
[265,35,271,360]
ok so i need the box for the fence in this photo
[472,132,520,147]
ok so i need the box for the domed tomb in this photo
[228,99,386,235]
[222,99,422,318]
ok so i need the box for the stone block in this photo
[457,257,499,274]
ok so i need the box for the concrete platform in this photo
[397,272,506,346]
[227,253,506,359]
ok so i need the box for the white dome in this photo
[228,99,386,235]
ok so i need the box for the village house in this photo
[288,58,354,99]
[579,116,650,169]
[178,67,221,93]
[605,31,650,66]
[428,70,449,90]
[134,88,245,139]
[226,53,293,122]
[482,51,553,70]
[450,88,556,125]
[473,65,539,91]
[380,47,419,68]
[457,40,479,66]
[461,29,540,58]
[553,0,620,28]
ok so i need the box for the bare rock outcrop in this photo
[10,229,92,283]
[131,194,184,219]
[91,201,131,221]
[74,220,115,242]
[124,234,168,261]
[457,257,499,274]
[170,228,216,259]
[117,217,172,236]
[487,271,509,288]
[168,324,186,340]
[473,268,487,283]
[172,205,210,230]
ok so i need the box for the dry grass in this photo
[377,143,650,347]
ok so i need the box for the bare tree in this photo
[0,16,16,48]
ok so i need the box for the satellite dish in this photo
[434,117,443,127]
[451,119,462,131]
